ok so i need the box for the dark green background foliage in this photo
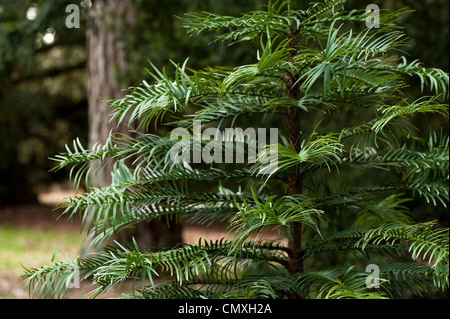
[0,0,87,203]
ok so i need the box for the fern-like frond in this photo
[297,23,406,94]
[338,97,448,149]
[379,262,449,297]
[20,251,82,299]
[351,194,414,228]
[21,238,291,299]
[396,57,449,100]
[228,189,322,253]
[295,266,387,299]
[173,94,277,128]
[356,222,449,272]
[305,222,449,276]
[221,37,294,94]
[343,134,448,174]
[109,59,220,130]
[59,182,250,236]
[181,0,295,43]
[50,132,180,189]
[373,97,448,133]
[254,131,343,179]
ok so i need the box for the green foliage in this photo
[21,0,448,299]
[0,0,88,203]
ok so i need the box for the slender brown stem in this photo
[283,27,304,299]
[286,106,303,270]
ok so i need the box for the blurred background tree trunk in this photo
[87,0,132,184]
[86,0,182,252]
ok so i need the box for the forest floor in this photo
[0,185,285,299]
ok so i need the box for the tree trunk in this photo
[285,84,304,299]
[285,87,304,274]
[87,0,133,186]
[284,29,304,298]
[84,0,182,254]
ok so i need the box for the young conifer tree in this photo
[22,0,448,299]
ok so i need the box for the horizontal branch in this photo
[12,60,86,84]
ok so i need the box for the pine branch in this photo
[295,266,387,299]
[305,222,449,276]
[396,57,449,100]
[228,190,323,254]
[109,59,220,130]
[379,262,449,297]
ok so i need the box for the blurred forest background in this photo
[0,0,448,298]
